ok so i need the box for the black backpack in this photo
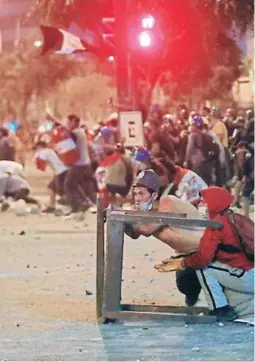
[217,209,254,263]
[196,132,220,161]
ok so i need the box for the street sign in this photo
[119,111,144,147]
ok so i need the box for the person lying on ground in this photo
[0,172,38,211]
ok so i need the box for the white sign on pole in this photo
[119,111,144,147]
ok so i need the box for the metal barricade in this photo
[96,195,221,323]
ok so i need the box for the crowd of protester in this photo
[0,104,253,216]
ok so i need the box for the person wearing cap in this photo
[125,169,209,307]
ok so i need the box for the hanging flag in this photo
[40,25,100,56]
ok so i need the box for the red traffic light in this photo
[141,15,155,29]
[139,31,152,47]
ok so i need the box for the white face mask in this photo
[138,195,154,211]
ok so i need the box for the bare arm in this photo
[125,196,175,238]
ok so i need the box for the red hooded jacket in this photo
[183,187,253,271]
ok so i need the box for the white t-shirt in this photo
[175,170,208,204]
[35,148,70,175]
[72,129,90,166]
[0,161,24,177]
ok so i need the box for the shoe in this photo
[185,294,199,307]
[209,306,237,321]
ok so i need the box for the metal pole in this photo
[96,193,105,323]
[113,0,130,110]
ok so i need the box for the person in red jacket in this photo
[155,186,254,321]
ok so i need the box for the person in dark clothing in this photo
[0,127,15,161]
[242,145,254,216]
[184,115,213,185]
[64,114,96,214]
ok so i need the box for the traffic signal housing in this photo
[128,13,164,54]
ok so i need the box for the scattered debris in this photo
[85,290,93,296]
[218,322,224,327]
[192,346,200,352]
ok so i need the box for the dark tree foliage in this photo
[29,0,253,103]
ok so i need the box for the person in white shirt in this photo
[0,160,24,177]
[34,141,70,212]
[0,171,37,211]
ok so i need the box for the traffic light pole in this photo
[113,0,130,111]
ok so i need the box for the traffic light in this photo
[129,13,163,53]
[139,31,152,47]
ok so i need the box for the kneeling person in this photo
[155,187,254,321]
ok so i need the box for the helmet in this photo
[134,148,150,163]
[190,115,204,128]
[100,126,112,139]
[133,169,160,193]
